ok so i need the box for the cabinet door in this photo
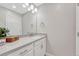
[41,38,46,56]
[24,50,33,56]
[7,43,33,56]
[34,45,42,56]
[34,38,46,56]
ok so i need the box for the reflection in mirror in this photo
[0,3,37,37]
[0,7,6,28]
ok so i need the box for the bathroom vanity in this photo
[0,34,46,56]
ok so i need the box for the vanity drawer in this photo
[8,43,33,56]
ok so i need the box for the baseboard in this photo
[46,52,54,56]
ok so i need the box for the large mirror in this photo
[0,3,37,37]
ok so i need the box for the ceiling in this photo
[0,3,42,14]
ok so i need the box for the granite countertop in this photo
[0,33,46,39]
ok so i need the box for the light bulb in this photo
[28,8,31,11]
[12,5,16,8]
[34,8,37,12]
[22,4,26,8]
[25,3,29,6]
[30,5,34,10]
[32,10,35,13]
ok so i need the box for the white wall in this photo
[76,5,79,56]
[22,12,37,35]
[37,3,76,56]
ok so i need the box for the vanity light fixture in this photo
[12,5,16,8]
[30,5,34,10]
[32,8,38,14]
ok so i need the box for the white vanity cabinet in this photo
[34,40,42,56]
[0,35,46,56]
[34,38,46,56]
